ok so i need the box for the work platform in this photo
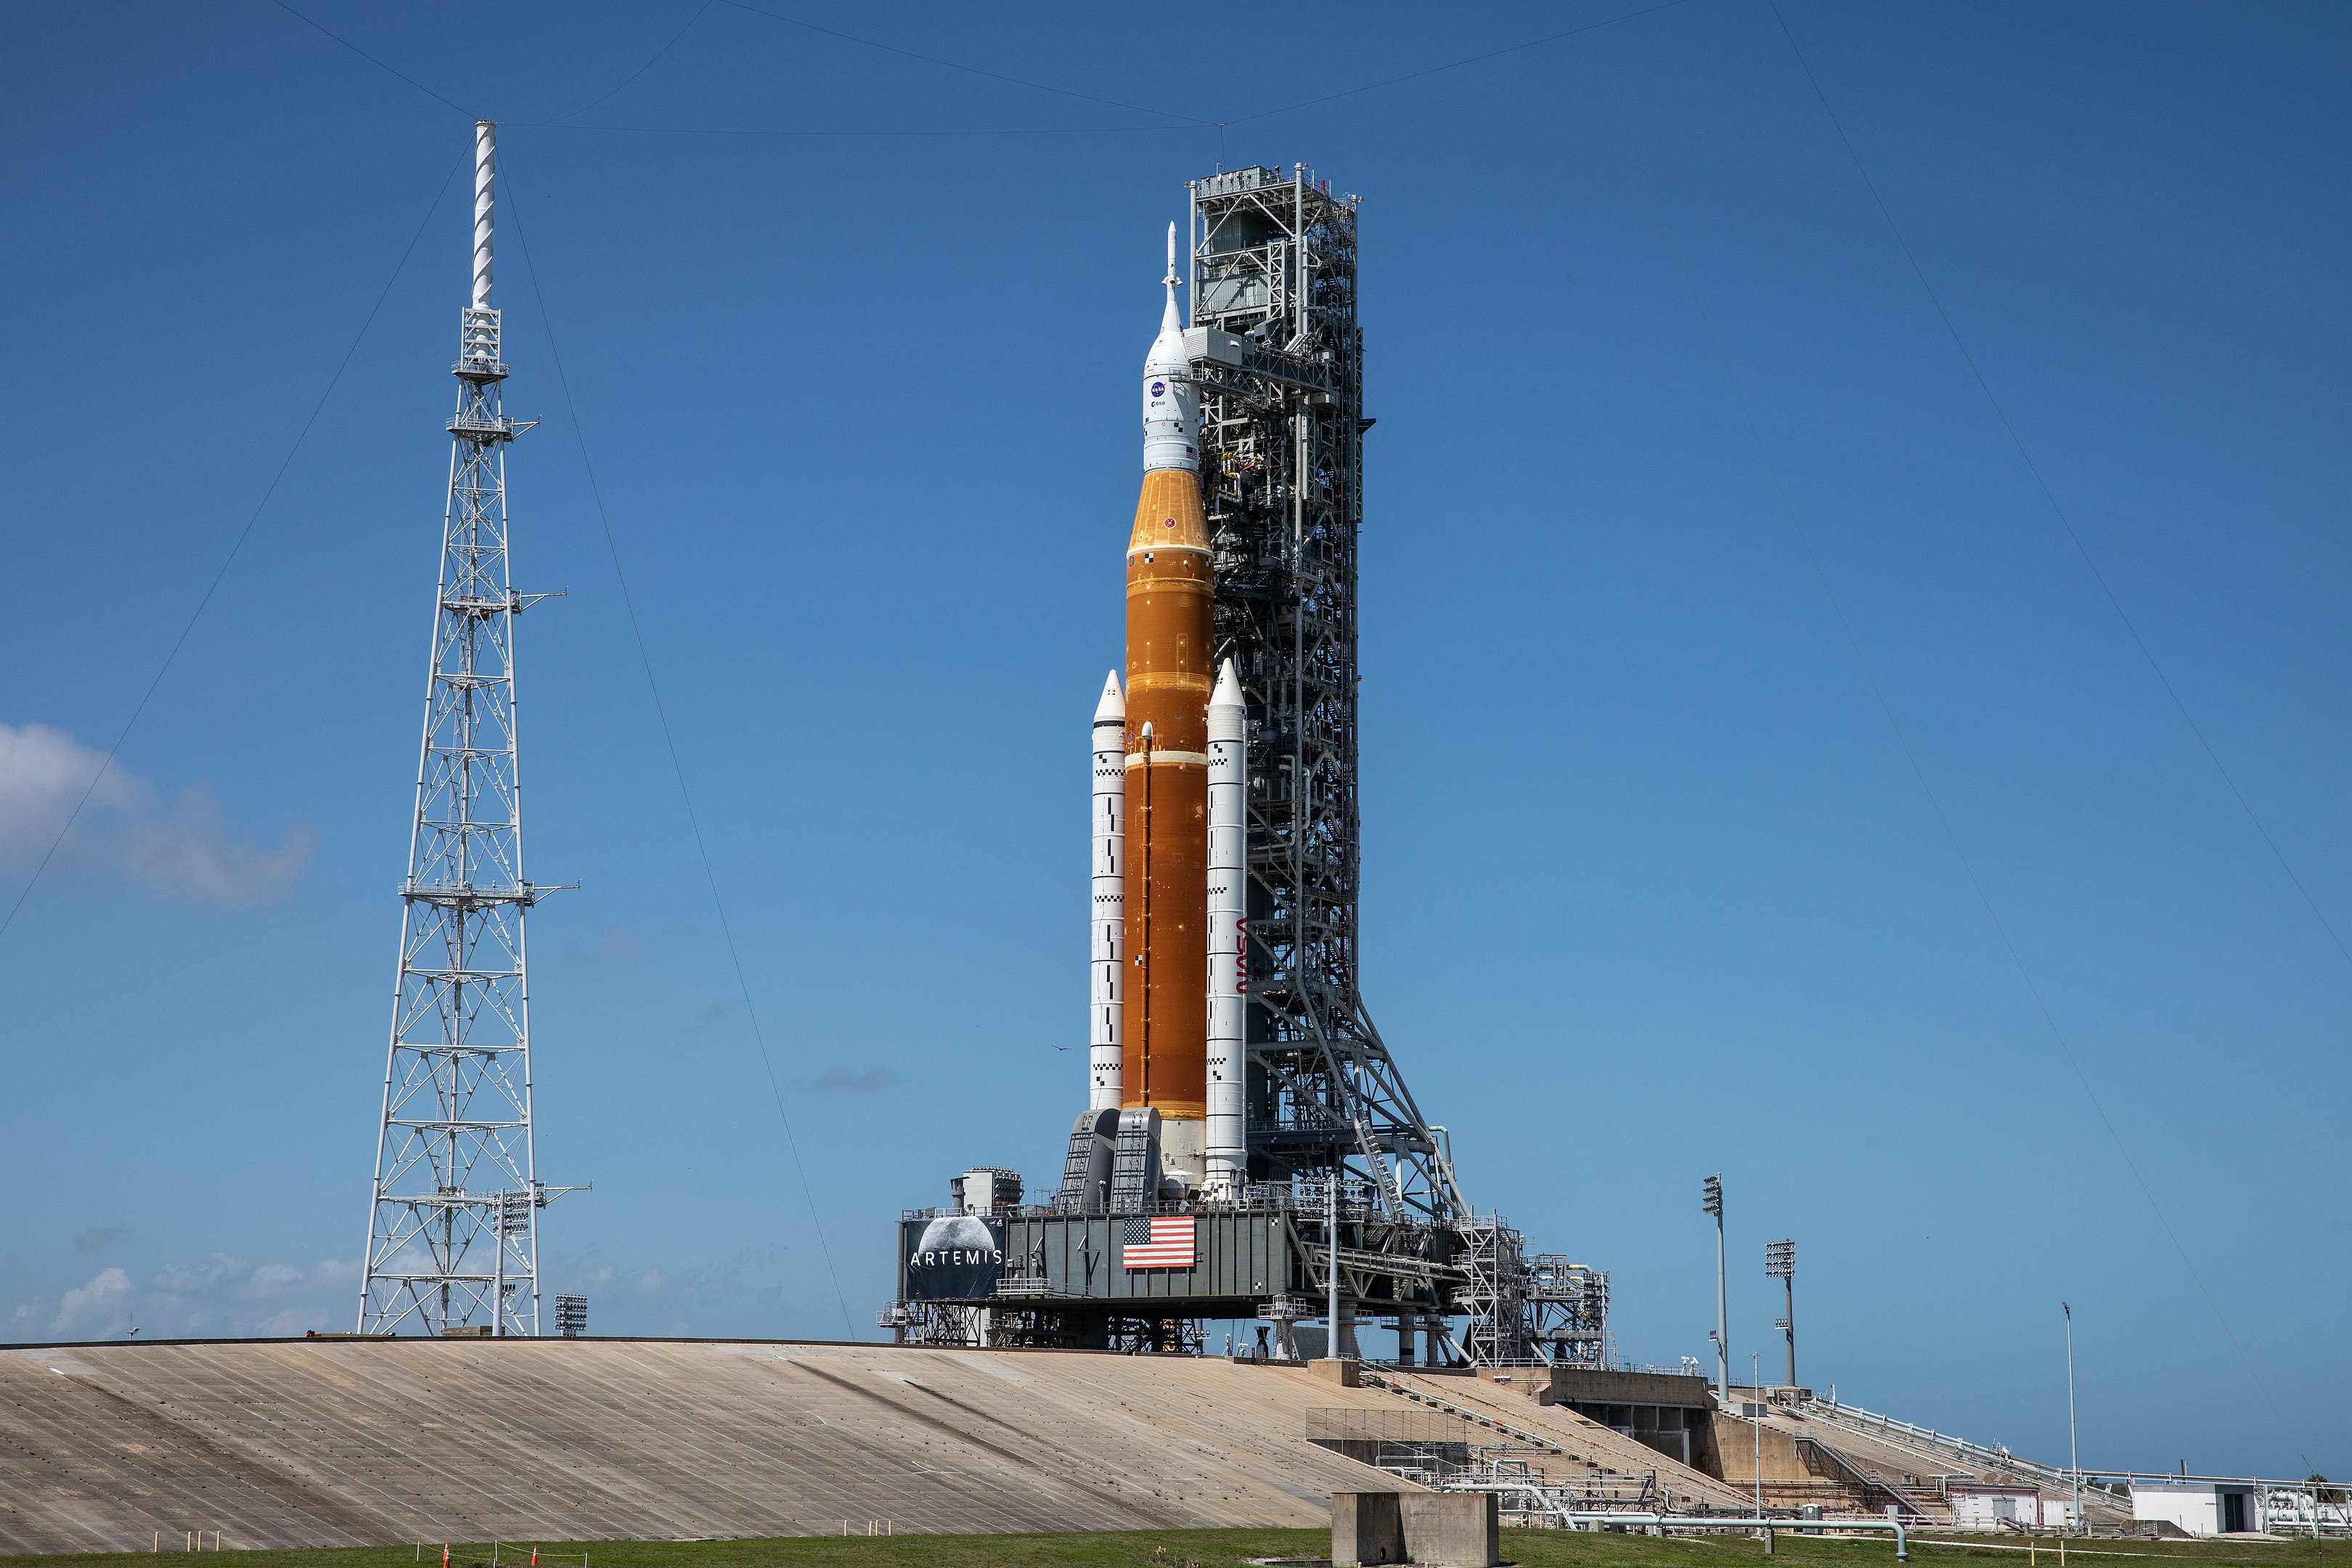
[889,1187,1609,1363]
[893,1204,1455,1350]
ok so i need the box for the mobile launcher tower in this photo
[885,166,1606,1365]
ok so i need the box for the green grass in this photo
[7,1530,2338,1568]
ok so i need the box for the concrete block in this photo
[1310,1357,1360,1386]
[1401,1490,1498,1567]
[1331,1492,1404,1566]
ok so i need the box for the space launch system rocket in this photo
[1123,223,1213,1191]
[1068,226,1249,1204]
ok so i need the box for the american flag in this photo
[1121,1215,1196,1269]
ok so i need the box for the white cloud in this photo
[796,1066,901,1094]
[9,1256,358,1342]
[546,1247,793,1331]
[0,723,314,904]
[11,1250,830,1344]
[47,1267,129,1334]
[568,923,647,965]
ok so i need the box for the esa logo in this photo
[1149,380,1167,397]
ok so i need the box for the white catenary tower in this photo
[357,122,579,1334]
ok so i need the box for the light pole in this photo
[1703,1175,1728,1404]
[2064,1302,2081,1534]
[1327,1156,1341,1359]
[1766,1239,1796,1389]
[1752,1349,1765,1524]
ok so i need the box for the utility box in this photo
[1400,1491,1499,1567]
[1331,1492,1404,1566]
[1951,1485,2042,1530]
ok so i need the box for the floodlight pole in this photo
[1767,1238,1796,1389]
[1704,1175,1728,1402]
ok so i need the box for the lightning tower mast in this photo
[358,121,564,1335]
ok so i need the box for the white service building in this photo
[2132,1481,2259,1536]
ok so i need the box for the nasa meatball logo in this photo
[903,1212,1006,1299]
[1150,380,1167,397]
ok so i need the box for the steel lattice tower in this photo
[1188,166,1465,1230]
[358,121,563,1335]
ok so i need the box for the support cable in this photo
[273,0,717,126]
[269,0,1185,139]
[272,0,1696,144]
[713,0,1209,126]
[1217,0,1696,128]
[544,1,716,124]
[1628,131,2312,1477]
[269,0,469,114]
[498,160,855,1337]
[511,121,1188,139]
[0,152,467,946]
[1765,0,2351,972]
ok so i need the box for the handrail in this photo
[1360,1368,1720,1513]
[1796,1437,1935,1518]
[1357,1369,1569,1456]
[1537,1508,1908,1561]
[1801,1397,2079,1490]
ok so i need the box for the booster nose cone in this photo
[1142,220,1199,473]
[1209,658,1241,718]
[1095,670,1127,724]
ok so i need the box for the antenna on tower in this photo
[357,121,584,1336]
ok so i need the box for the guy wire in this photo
[499,156,856,1338]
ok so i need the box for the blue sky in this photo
[1,0,2345,1481]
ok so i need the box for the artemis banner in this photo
[903,1214,1007,1300]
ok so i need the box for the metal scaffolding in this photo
[1188,165,1463,1230]
[357,123,571,1336]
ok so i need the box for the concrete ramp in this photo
[0,1340,1408,1554]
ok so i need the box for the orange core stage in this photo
[1122,466,1212,1123]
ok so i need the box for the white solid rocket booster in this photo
[1206,657,1246,1194]
[1090,671,1126,1110]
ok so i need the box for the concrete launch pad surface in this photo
[0,1339,1421,1554]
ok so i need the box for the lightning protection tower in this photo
[358,121,567,1335]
